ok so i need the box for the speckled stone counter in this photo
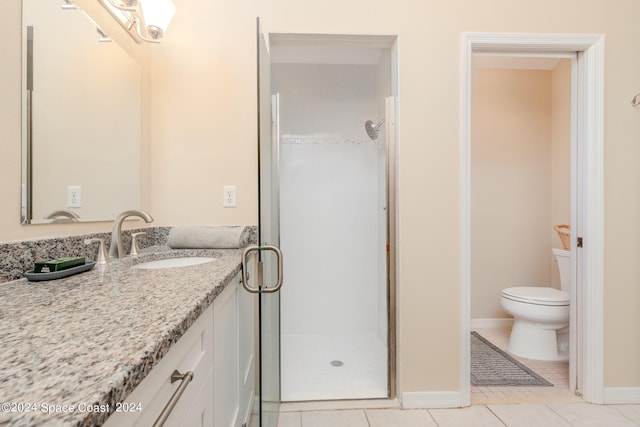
[0,247,244,427]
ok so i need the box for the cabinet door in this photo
[238,269,255,425]
[213,276,240,427]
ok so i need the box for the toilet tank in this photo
[553,248,571,293]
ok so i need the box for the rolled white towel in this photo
[167,226,250,249]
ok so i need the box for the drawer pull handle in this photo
[152,370,194,427]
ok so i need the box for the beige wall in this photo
[3,0,640,394]
[471,63,571,319]
[471,69,553,319]
[551,59,572,285]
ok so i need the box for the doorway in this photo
[461,33,605,406]
[470,55,574,401]
[269,33,398,402]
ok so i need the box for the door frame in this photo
[460,32,605,405]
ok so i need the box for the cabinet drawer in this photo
[105,305,214,427]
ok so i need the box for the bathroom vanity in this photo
[0,248,255,427]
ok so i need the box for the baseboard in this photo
[401,391,465,409]
[471,318,513,330]
[603,387,640,404]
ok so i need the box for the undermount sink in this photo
[133,257,217,269]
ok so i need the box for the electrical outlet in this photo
[223,185,237,208]
[67,185,81,208]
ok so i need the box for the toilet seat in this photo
[502,286,569,306]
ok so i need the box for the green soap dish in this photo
[25,261,95,282]
[34,256,85,273]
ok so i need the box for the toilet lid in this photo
[502,286,570,306]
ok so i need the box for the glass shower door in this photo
[256,17,281,427]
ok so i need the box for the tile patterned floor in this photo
[257,403,640,426]
[471,328,583,404]
[248,328,640,426]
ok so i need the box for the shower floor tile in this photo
[471,328,582,404]
[281,333,388,402]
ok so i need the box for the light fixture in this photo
[61,0,112,43]
[101,0,176,43]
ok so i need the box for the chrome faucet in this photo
[109,210,154,259]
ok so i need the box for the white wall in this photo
[471,66,571,320]
[275,63,386,337]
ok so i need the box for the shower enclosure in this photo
[270,34,398,402]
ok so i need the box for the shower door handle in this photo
[241,245,283,294]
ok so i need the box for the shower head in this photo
[365,119,385,140]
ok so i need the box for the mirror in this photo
[22,0,141,224]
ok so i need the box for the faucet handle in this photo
[130,232,147,257]
[84,238,109,264]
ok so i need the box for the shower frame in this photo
[269,32,399,402]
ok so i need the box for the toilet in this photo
[500,248,571,361]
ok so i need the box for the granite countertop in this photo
[0,247,244,427]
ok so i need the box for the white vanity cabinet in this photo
[104,304,214,427]
[104,271,255,427]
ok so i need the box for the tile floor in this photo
[252,403,640,426]
[471,328,582,404]
[281,333,387,401]
[248,328,640,426]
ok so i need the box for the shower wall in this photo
[273,63,387,339]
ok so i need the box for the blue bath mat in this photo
[471,331,553,387]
